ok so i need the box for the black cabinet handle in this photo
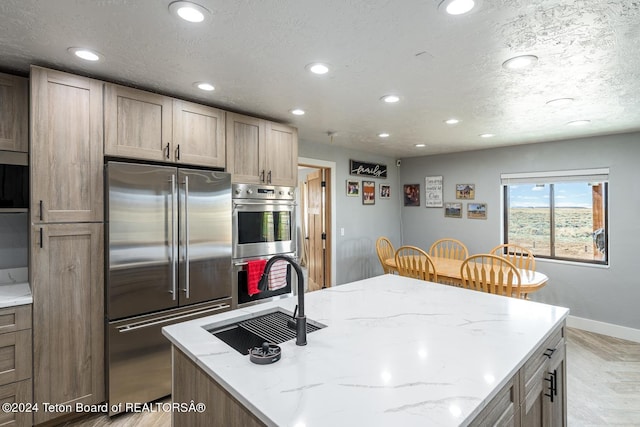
[165,143,170,159]
[260,170,265,182]
[544,369,557,402]
[39,227,43,249]
[39,200,43,221]
[267,170,272,184]
[176,144,181,160]
[543,348,556,359]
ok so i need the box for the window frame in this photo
[501,169,609,266]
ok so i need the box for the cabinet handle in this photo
[165,143,171,159]
[39,200,43,221]
[543,348,556,359]
[267,170,272,184]
[176,144,181,160]
[39,227,43,248]
[260,170,265,182]
[544,369,557,402]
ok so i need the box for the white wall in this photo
[399,132,640,330]
[298,140,402,285]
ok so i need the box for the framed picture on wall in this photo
[403,184,420,206]
[467,202,487,219]
[362,180,375,205]
[444,202,462,218]
[346,180,359,197]
[380,184,391,199]
[456,184,475,199]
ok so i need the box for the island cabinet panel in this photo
[0,379,32,426]
[104,83,172,162]
[31,223,104,425]
[0,72,28,153]
[469,374,520,427]
[172,347,264,427]
[520,325,566,427]
[30,66,104,223]
[226,112,298,186]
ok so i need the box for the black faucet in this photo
[258,255,307,346]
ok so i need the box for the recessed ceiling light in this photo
[380,95,400,103]
[444,118,460,125]
[415,144,426,148]
[169,1,210,23]
[479,133,495,138]
[378,133,390,138]
[194,82,215,91]
[502,55,538,70]
[67,47,102,62]
[567,120,590,126]
[439,0,477,15]
[546,98,574,107]
[306,63,330,75]
[290,108,305,116]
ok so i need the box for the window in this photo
[501,169,608,265]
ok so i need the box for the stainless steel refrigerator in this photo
[105,161,232,414]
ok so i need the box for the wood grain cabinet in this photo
[31,223,104,425]
[0,72,28,153]
[0,304,33,427]
[30,66,104,223]
[226,112,298,186]
[104,84,226,167]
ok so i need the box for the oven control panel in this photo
[232,183,295,200]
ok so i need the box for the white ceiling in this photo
[1,0,639,158]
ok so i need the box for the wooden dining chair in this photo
[376,237,398,274]
[394,246,438,282]
[460,254,523,298]
[490,243,536,271]
[429,238,469,261]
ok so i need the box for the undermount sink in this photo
[206,308,326,355]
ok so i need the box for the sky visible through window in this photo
[508,182,593,208]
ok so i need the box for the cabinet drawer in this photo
[0,379,33,427]
[0,305,31,334]
[469,374,519,427]
[0,330,32,386]
[521,325,563,389]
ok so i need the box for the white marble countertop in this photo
[163,274,569,426]
[0,267,32,308]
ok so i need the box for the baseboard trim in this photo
[567,315,640,343]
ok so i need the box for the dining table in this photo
[384,255,548,294]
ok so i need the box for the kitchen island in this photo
[162,274,569,426]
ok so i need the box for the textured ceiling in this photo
[1,0,639,158]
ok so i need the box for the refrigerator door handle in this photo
[170,174,177,300]
[116,304,231,332]
[183,175,190,299]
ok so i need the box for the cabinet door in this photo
[0,379,32,427]
[265,121,298,186]
[226,112,265,184]
[30,67,103,223]
[173,100,225,167]
[0,73,28,153]
[547,342,567,426]
[31,223,104,425]
[104,83,172,162]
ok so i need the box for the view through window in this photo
[502,169,608,265]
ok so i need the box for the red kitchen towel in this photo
[247,259,267,296]
[268,260,288,291]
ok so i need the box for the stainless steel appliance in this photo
[232,183,296,307]
[0,150,28,211]
[105,161,232,415]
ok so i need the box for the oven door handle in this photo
[233,200,297,208]
[234,255,298,267]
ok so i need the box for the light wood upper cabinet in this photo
[0,73,28,153]
[105,84,225,167]
[104,83,172,162]
[173,99,225,167]
[31,222,104,425]
[226,112,298,186]
[30,66,104,223]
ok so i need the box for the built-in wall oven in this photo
[232,183,296,307]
